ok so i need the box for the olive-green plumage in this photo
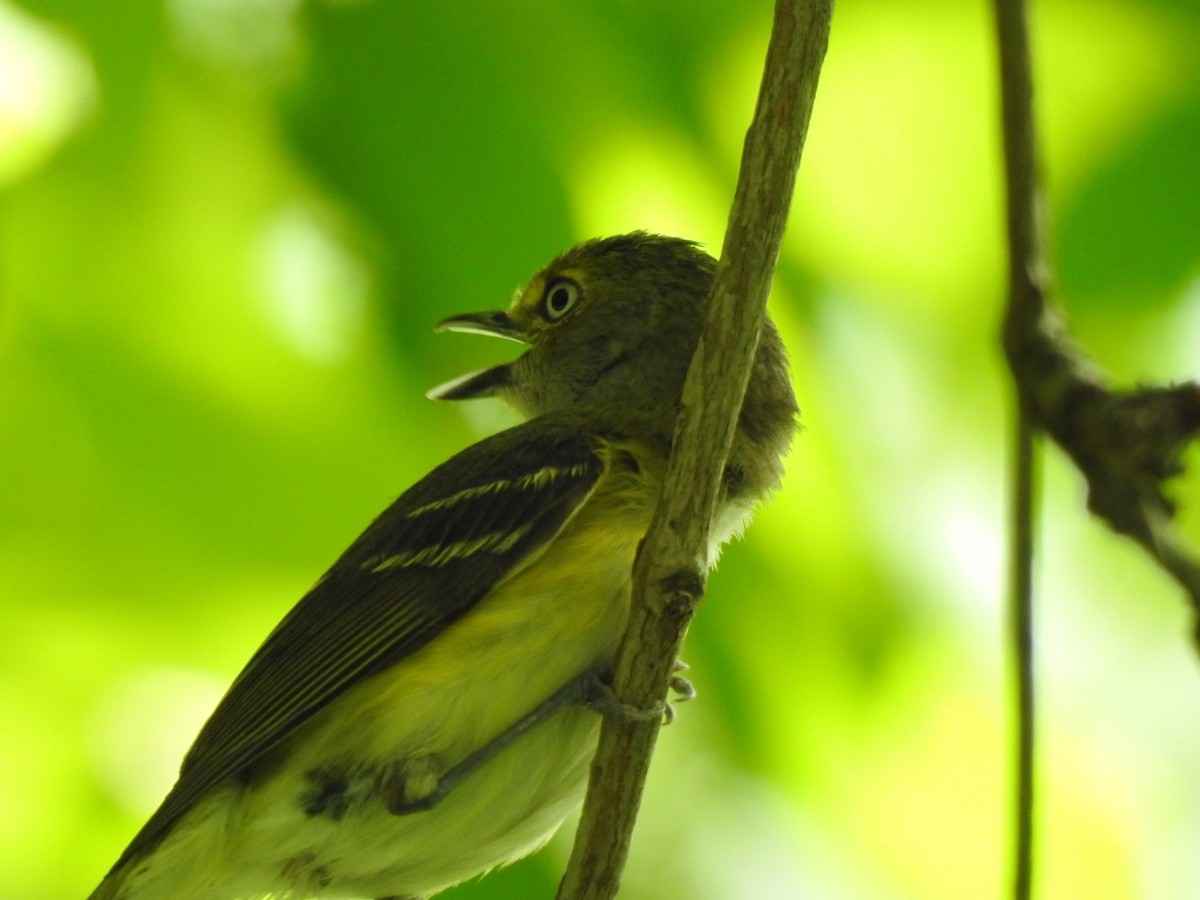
[89,232,797,900]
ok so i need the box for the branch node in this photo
[660,570,705,620]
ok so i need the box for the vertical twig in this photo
[555,1,832,898]
[1009,415,1037,900]
[993,0,1044,895]
[996,0,1200,889]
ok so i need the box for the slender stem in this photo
[995,0,1200,888]
[1010,413,1037,900]
[555,1,832,897]
[992,0,1042,895]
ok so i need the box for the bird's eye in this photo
[542,280,580,321]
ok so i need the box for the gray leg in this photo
[383,670,663,816]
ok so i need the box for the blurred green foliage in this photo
[2,1,1199,898]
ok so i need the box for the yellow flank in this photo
[325,466,656,770]
[117,449,666,900]
[228,462,656,897]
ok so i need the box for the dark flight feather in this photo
[108,417,610,872]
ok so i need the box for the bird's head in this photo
[431,231,793,424]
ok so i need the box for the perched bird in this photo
[88,232,797,900]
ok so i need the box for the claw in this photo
[583,674,666,723]
[668,674,696,704]
[582,667,696,727]
[661,664,696,726]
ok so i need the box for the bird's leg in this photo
[382,668,679,816]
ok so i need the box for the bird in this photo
[88,232,798,900]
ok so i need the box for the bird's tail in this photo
[86,858,132,900]
[86,876,120,900]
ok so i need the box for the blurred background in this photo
[3,0,1199,897]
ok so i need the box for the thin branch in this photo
[555,2,832,898]
[1009,415,1037,900]
[993,9,1200,622]
[992,3,1042,896]
[993,4,1200,625]
[995,0,1200,890]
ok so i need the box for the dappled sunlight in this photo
[708,4,1003,305]
[87,667,228,815]
[257,203,370,365]
[1034,0,1193,196]
[166,0,302,83]
[752,300,863,591]
[811,293,1006,619]
[841,672,1007,900]
[5,0,1200,897]
[1039,728,1139,898]
[568,125,727,252]
[680,779,880,899]
[1167,274,1200,378]
[0,1,94,186]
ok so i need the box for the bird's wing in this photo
[114,419,611,867]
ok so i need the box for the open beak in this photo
[434,310,527,343]
[426,310,527,401]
